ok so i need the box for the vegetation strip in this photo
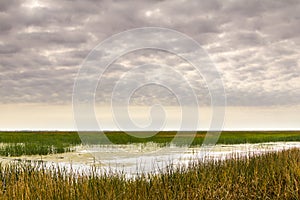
[0,131,300,156]
[0,148,299,199]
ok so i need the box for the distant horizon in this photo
[1,129,300,132]
[1,104,299,131]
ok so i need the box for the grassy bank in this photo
[0,131,300,156]
[0,148,299,199]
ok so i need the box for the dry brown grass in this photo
[0,149,300,199]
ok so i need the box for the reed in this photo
[0,148,299,199]
[0,131,300,156]
[0,131,81,156]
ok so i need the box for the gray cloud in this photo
[0,0,299,107]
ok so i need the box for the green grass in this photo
[0,131,300,156]
[201,130,300,144]
[104,131,300,145]
[0,131,81,156]
[0,148,299,199]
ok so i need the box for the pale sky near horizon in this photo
[0,0,299,131]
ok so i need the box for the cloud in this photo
[0,0,299,107]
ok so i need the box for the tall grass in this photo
[0,149,299,199]
[104,131,300,146]
[0,143,70,157]
[0,131,300,156]
[0,131,81,156]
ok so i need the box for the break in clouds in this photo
[0,0,299,106]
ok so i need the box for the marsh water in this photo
[1,142,300,177]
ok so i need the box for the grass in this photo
[0,148,299,199]
[104,131,300,145]
[0,131,300,156]
[0,131,81,156]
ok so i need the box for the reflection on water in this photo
[1,142,300,177]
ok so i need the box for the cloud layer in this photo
[0,0,299,106]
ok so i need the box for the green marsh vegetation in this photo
[0,131,300,156]
[104,130,300,145]
[0,148,299,199]
[0,131,81,156]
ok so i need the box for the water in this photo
[1,142,300,177]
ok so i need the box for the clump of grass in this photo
[0,149,299,199]
[0,131,81,156]
[0,143,70,157]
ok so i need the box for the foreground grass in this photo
[0,131,300,156]
[0,149,299,199]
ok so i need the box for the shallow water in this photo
[1,142,300,177]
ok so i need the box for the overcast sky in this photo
[0,0,299,130]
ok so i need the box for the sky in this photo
[0,0,299,130]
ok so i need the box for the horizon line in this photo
[1,129,300,132]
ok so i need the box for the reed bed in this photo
[1,131,300,156]
[0,143,72,157]
[0,131,81,156]
[0,148,299,199]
